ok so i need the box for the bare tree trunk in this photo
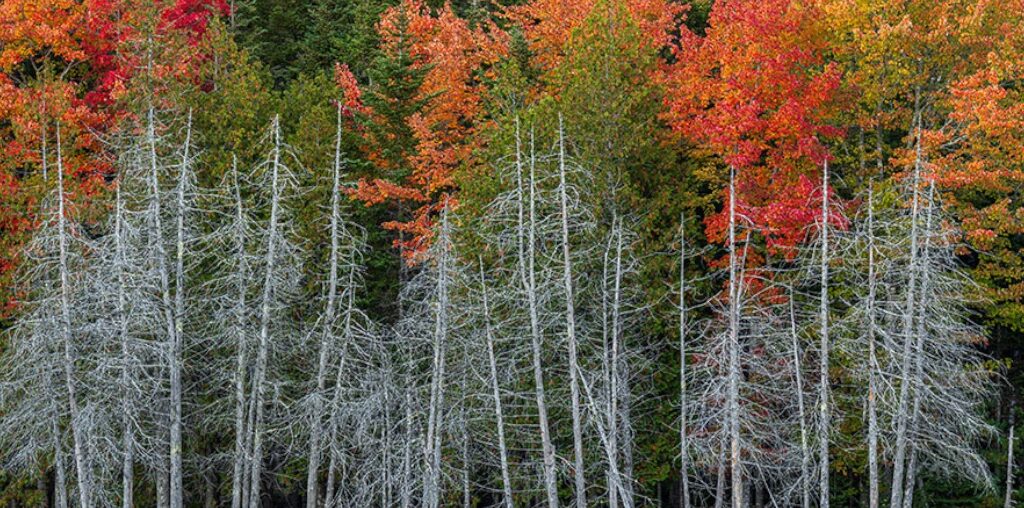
[727,166,743,508]
[714,443,726,508]
[115,182,135,508]
[423,207,451,508]
[865,186,880,508]
[52,414,68,508]
[307,105,346,508]
[889,92,924,508]
[324,243,359,508]
[400,389,414,508]
[230,158,248,508]
[678,214,692,508]
[56,124,91,508]
[157,469,169,508]
[818,160,831,508]
[146,106,176,508]
[1007,424,1016,508]
[460,367,471,508]
[602,225,617,508]
[576,343,632,507]
[611,215,634,506]
[516,120,559,508]
[557,114,588,508]
[902,181,936,508]
[249,115,284,508]
[170,111,193,508]
[789,299,811,508]
[479,257,514,508]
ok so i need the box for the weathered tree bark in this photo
[818,160,831,508]
[145,106,176,508]
[789,299,811,508]
[52,398,68,508]
[229,157,249,508]
[678,214,692,508]
[170,111,193,508]
[602,222,617,508]
[307,105,346,508]
[479,256,514,508]
[557,114,588,508]
[323,227,359,508]
[1007,423,1016,508]
[249,116,284,508]
[515,120,559,508]
[889,99,924,508]
[400,389,414,508]
[865,185,881,508]
[902,181,937,508]
[423,206,451,508]
[115,181,135,508]
[727,165,743,508]
[56,124,92,508]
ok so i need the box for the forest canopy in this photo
[0,0,1023,506]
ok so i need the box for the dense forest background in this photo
[1,0,1023,506]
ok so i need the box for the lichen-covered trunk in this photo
[56,125,92,508]
[818,160,831,508]
[423,208,450,508]
[557,115,587,508]
[866,187,880,508]
[249,116,283,507]
[115,184,135,508]
[516,120,559,508]
[727,166,743,508]
[890,100,924,508]
[170,111,193,508]
[679,215,692,508]
[230,159,249,508]
[789,299,810,508]
[479,257,514,508]
[307,106,345,508]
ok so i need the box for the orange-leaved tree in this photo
[660,0,842,259]
[342,0,507,260]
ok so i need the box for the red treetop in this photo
[661,0,842,258]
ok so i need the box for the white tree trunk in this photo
[890,94,924,508]
[727,166,743,508]
[249,115,284,508]
[678,215,692,508]
[401,389,414,508]
[423,206,451,508]
[479,256,514,508]
[115,182,135,508]
[145,106,177,508]
[307,105,346,508]
[818,160,831,508]
[56,124,92,508]
[902,181,936,508]
[516,120,559,508]
[789,299,811,508]
[557,115,588,508]
[230,157,249,508]
[865,186,880,508]
[611,215,634,506]
[54,428,68,508]
[1007,424,1016,508]
[577,347,632,508]
[170,110,193,508]
[323,264,357,508]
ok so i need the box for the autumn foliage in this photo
[0,0,227,314]
[342,0,507,258]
